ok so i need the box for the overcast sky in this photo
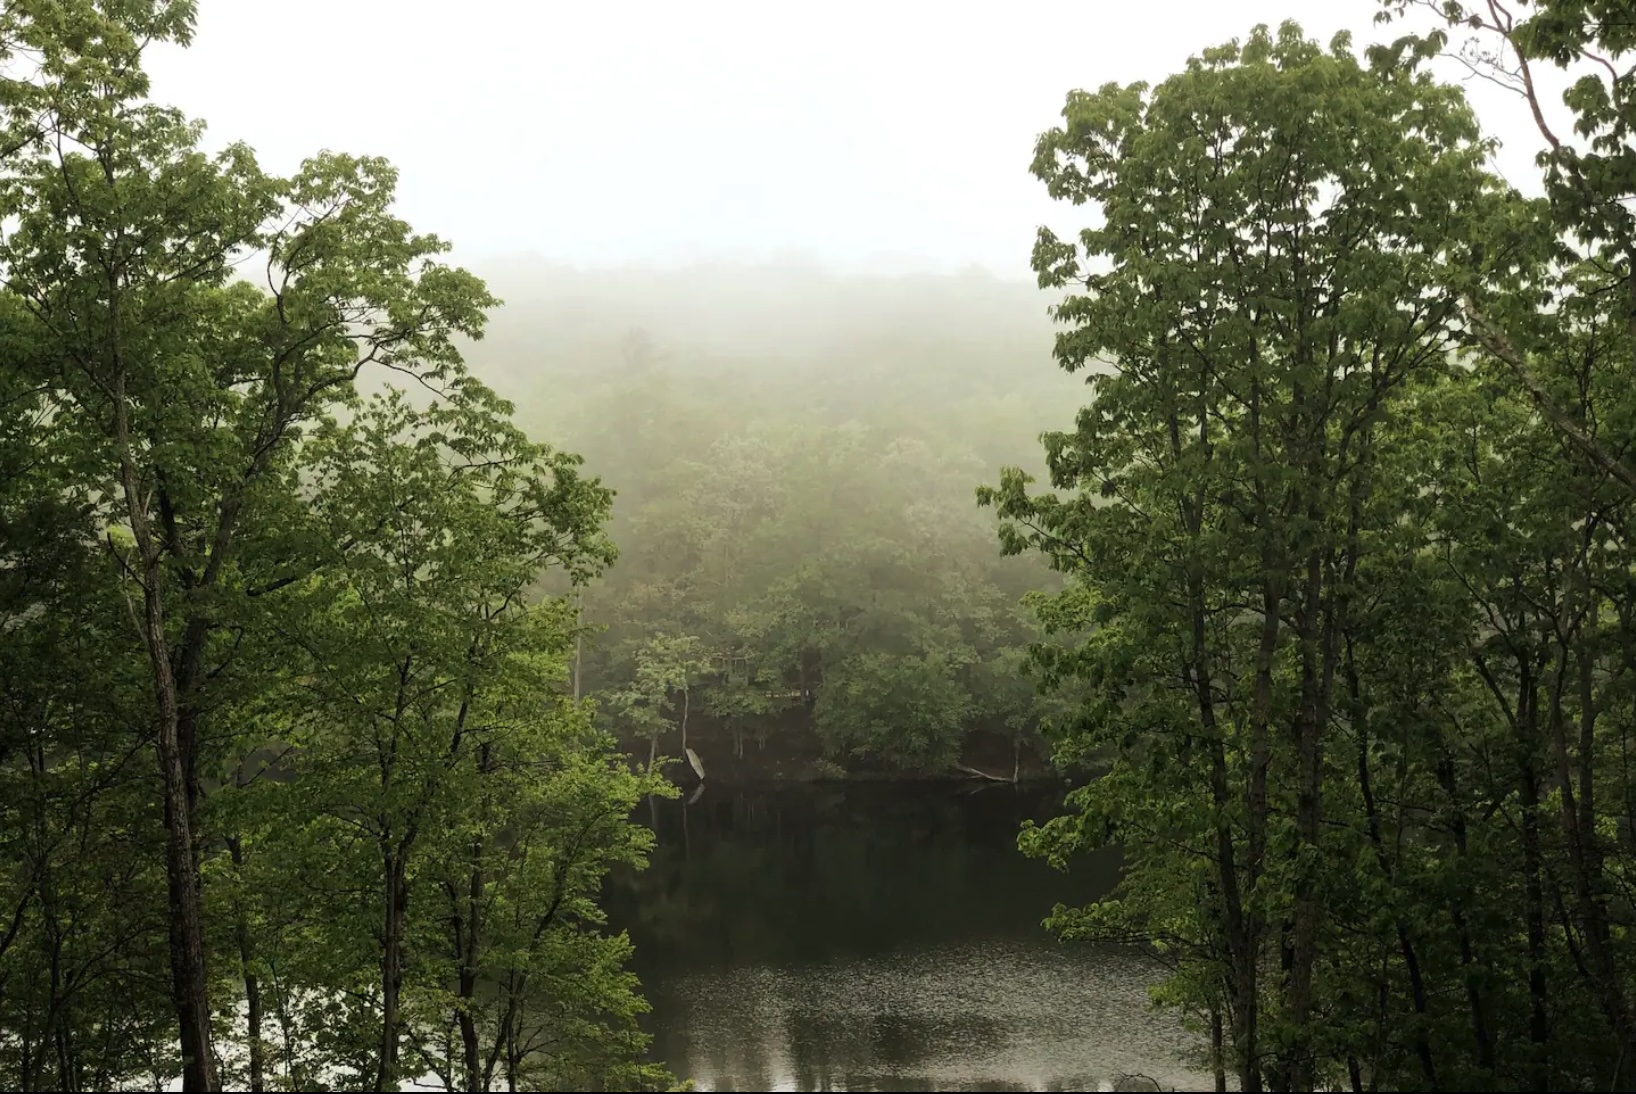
[143,0,1559,279]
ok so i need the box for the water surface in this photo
[604,782,1210,1092]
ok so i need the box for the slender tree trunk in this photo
[1238,573,1279,1094]
[155,650,216,1091]
[1286,537,1328,1093]
[1518,706,1552,1093]
[458,995,480,1091]
[572,590,583,703]
[1434,753,1495,1075]
[226,837,265,1094]
[1211,1008,1227,1094]
[1240,371,1277,1094]
[1551,603,1633,1053]
[111,360,218,1092]
[1345,537,1438,1094]
[457,853,484,1093]
[680,683,690,759]
[1187,568,1259,1094]
[376,850,409,1093]
[1356,718,1438,1088]
[42,923,65,1091]
[505,1023,521,1094]
[128,502,217,1092]
[54,1013,75,1093]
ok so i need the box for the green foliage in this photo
[1377,0,1636,258]
[993,14,1636,1092]
[814,646,974,769]
[525,364,1067,774]
[1,6,672,1090]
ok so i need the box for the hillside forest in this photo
[4,1,1636,1092]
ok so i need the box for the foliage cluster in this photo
[1,3,672,1090]
[984,9,1636,1090]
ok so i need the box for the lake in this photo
[603,781,1212,1092]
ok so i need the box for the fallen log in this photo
[954,762,1013,783]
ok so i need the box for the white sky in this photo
[143,0,1559,279]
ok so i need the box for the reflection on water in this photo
[604,782,1210,1092]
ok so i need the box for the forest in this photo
[4,0,1636,1091]
[467,262,1082,779]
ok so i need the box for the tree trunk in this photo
[458,995,480,1092]
[158,698,216,1092]
[1238,572,1279,1094]
[376,851,409,1092]
[113,370,218,1093]
[1518,728,1552,1092]
[680,683,690,758]
[1212,1008,1227,1094]
[226,837,265,1094]
[1434,753,1495,1074]
[1191,569,1259,1094]
[457,853,484,1094]
[1552,602,1633,1055]
[1285,539,1328,1094]
[1239,369,1278,1094]
[1347,594,1437,1090]
[572,590,583,703]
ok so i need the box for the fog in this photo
[127,0,1586,771]
[11,3,1636,1091]
[143,0,1554,278]
[133,0,1602,765]
[450,262,1083,774]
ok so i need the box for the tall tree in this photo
[2,5,494,1086]
[982,23,1496,1089]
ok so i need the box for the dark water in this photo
[603,782,1210,1092]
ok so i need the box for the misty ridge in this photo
[465,259,1083,519]
[444,259,1088,777]
[463,258,1077,422]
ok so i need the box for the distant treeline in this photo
[463,264,1086,774]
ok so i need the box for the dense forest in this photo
[5,0,1636,1092]
[464,264,1082,777]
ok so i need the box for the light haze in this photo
[144,0,1557,279]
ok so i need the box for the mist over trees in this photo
[463,263,1084,776]
[6,1,1636,1093]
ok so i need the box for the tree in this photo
[813,643,975,770]
[609,634,707,775]
[1376,1,1636,492]
[982,23,1497,1089]
[1377,3,1636,1074]
[2,291,177,1089]
[4,6,671,1090]
[417,730,673,1092]
[219,385,630,1092]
